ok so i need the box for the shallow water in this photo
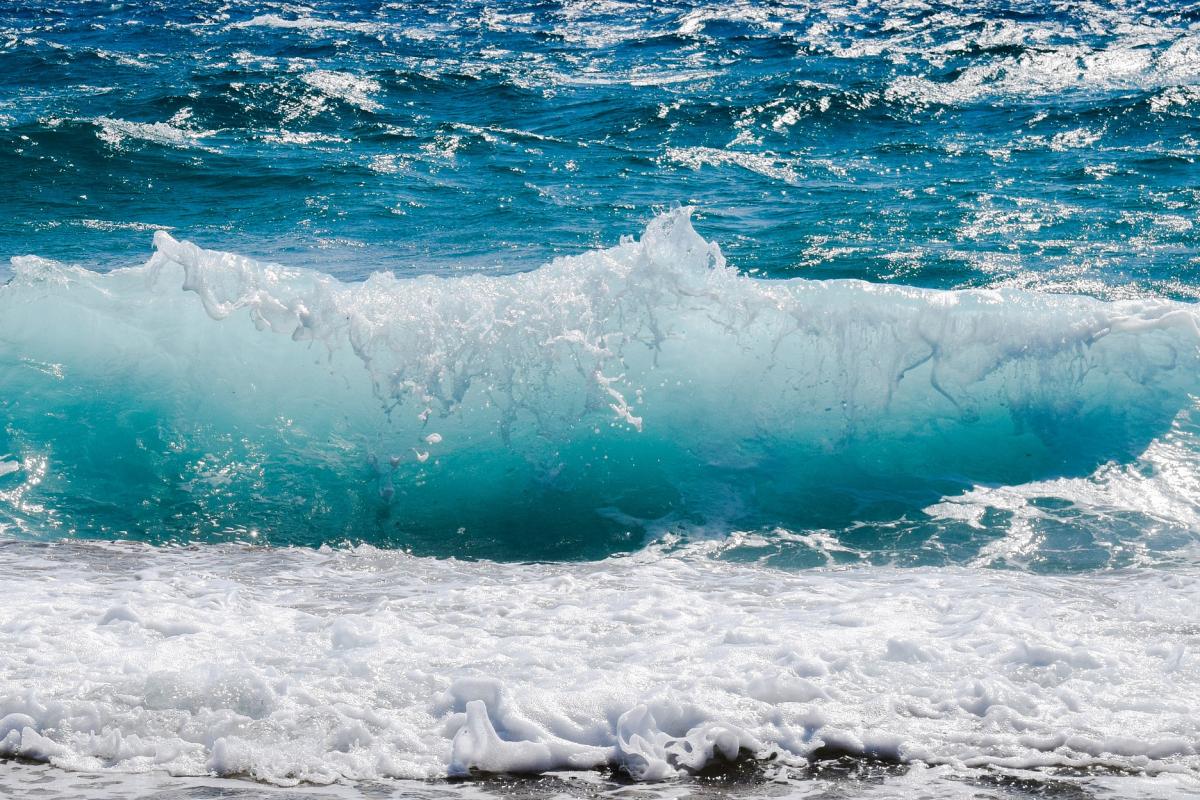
[2,541,1199,797]
[2,0,1199,796]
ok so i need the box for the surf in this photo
[1,540,1197,786]
[1,209,1198,558]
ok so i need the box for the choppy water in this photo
[2,1,1199,797]
[3,0,1198,287]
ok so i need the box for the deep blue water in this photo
[2,0,1198,287]
[1,0,1200,567]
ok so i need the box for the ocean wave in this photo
[886,35,1200,106]
[1,211,1198,555]
[229,14,382,36]
[298,71,383,114]
[93,111,219,152]
[662,146,801,183]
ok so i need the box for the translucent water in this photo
[4,211,1200,565]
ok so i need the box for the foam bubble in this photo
[0,542,1196,787]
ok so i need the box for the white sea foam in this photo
[0,542,1196,788]
[675,3,783,37]
[230,14,381,36]
[1151,85,1200,113]
[261,130,350,146]
[77,219,173,233]
[94,111,218,152]
[887,35,1200,106]
[299,70,382,113]
[663,146,801,183]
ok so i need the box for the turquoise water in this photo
[2,1,1200,566]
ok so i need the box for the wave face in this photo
[2,210,1198,561]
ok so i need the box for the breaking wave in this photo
[1,210,1198,558]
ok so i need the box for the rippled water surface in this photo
[2,0,1198,287]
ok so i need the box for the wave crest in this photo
[2,210,1198,555]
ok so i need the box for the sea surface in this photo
[1,1,1199,798]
